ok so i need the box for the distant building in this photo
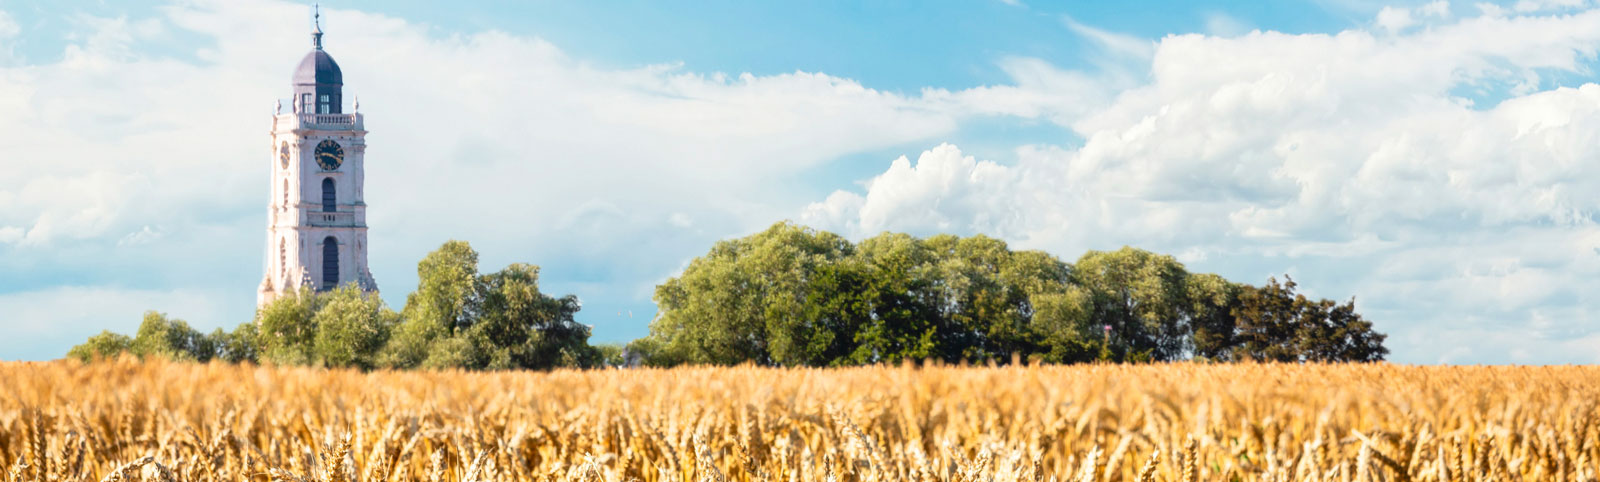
[258,8,377,307]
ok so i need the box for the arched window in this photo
[282,179,289,209]
[321,178,336,212]
[321,237,339,290]
[279,238,287,278]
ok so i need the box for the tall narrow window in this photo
[322,237,339,290]
[279,239,287,278]
[301,93,312,113]
[319,94,331,114]
[321,178,336,212]
[282,179,289,209]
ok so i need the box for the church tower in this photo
[258,7,377,307]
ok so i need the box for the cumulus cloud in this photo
[1376,6,1416,32]
[1377,1,1452,32]
[804,8,1600,364]
[801,144,1027,237]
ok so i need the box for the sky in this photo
[2,0,1600,364]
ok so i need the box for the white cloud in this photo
[802,144,1027,237]
[1376,6,1416,31]
[1419,1,1452,17]
[805,7,1600,364]
[1481,3,1518,18]
[1376,1,1454,32]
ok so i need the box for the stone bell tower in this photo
[258,6,377,307]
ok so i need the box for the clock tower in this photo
[258,8,377,307]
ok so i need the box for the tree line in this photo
[69,240,613,369]
[628,222,1386,366]
[69,222,1387,368]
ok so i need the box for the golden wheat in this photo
[0,359,1596,481]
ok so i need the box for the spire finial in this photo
[312,3,324,50]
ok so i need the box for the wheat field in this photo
[0,360,1596,482]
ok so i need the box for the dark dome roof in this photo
[293,49,342,85]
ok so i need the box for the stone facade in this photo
[257,16,377,307]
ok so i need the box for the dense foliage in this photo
[632,222,1386,366]
[68,223,1386,368]
[68,241,608,370]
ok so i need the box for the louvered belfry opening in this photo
[321,237,339,290]
[321,178,336,212]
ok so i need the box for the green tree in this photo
[1232,276,1387,362]
[791,259,871,366]
[988,244,1075,361]
[1186,273,1242,360]
[380,240,594,370]
[1295,295,1388,362]
[1233,276,1309,362]
[130,311,211,361]
[646,223,1085,367]
[216,322,260,364]
[622,337,677,367]
[377,314,447,369]
[920,234,1017,362]
[846,232,941,364]
[472,263,599,369]
[420,335,479,369]
[255,288,319,365]
[1070,247,1191,361]
[592,344,626,367]
[312,284,396,368]
[405,240,482,333]
[647,222,853,365]
[381,240,481,368]
[67,330,133,361]
[1028,286,1098,363]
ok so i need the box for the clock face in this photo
[278,142,290,169]
[314,140,344,170]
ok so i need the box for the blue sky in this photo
[3,0,1600,363]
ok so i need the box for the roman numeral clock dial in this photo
[315,139,344,170]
